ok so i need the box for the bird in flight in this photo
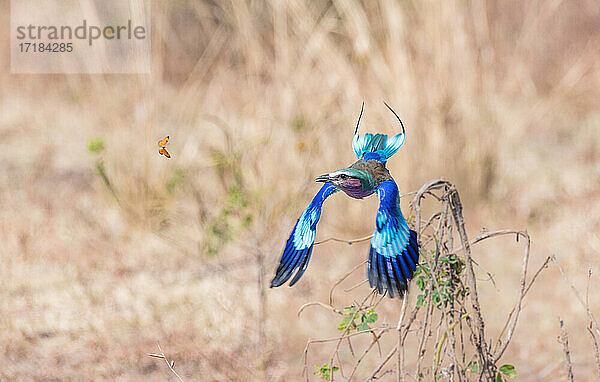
[270,103,419,298]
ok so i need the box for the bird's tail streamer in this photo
[352,132,406,161]
[352,102,406,161]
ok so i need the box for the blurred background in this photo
[1,0,599,380]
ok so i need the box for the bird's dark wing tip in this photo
[270,245,314,288]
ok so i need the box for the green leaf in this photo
[416,276,425,291]
[338,315,354,331]
[499,364,517,378]
[313,363,338,380]
[365,313,378,323]
[496,372,504,382]
[467,361,479,373]
[357,323,370,331]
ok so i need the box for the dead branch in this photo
[298,301,342,317]
[447,185,495,380]
[369,306,421,381]
[147,343,185,382]
[315,235,373,246]
[367,345,398,381]
[492,230,530,362]
[347,328,387,380]
[559,319,575,382]
[494,255,551,358]
[397,292,409,382]
[329,260,368,306]
[552,256,600,338]
[345,279,370,293]
[301,327,394,377]
[588,326,600,378]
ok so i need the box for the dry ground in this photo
[1,0,600,380]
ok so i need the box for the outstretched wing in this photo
[270,183,339,288]
[367,180,419,298]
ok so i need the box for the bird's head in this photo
[315,168,374,196]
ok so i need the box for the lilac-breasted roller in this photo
[270,103,419,298]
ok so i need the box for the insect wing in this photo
[158,136,169,147]
[159,147,171,158]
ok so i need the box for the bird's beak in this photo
[315,174,331,183]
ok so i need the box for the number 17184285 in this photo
[19,42,73,53]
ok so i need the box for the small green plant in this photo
[465,361,516,380]
[313,363,338,381]
[87,138,120,202]
[413,252,467,309]
[87,138,104,154]
[337,306,378,334]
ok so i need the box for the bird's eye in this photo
[340,174,348,180]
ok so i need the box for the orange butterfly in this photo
[158,135,171,158]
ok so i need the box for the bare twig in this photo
[397,291,408,382]
[587,268,600,378]
[493,230,531,361]
[298,301,342,317]
[347,328,387,380]
[315,235,373,246]
[367,345,398,381]
[420,212,441,234]
[559,319,574,382]
[495,255,551,356]
[587,326,600,379]
[329,260,368,306]
[551,257,600,337]
[301,327,394,378]
[411,179,450,241]
[147,343,185,382]
[435,313,469,366]
[344,279,369,292]
[368,306,420,381]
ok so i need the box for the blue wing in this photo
[270,183,339,288]
[367,180,419,298]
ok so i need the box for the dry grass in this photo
[1,0,600,380]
